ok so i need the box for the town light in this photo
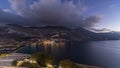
[47,64,53,68]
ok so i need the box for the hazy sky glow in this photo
[0,0,120,31]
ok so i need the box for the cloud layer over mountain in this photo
[0,0,101,28]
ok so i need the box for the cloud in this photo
[8,0,28,16]
[7,0,101,28]
[81,15,101,27]
[0,9,32,25]
[90,28,111,33]
[2,9,12,13]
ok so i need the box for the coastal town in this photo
[0,24,117,68]
[0,32,105,68]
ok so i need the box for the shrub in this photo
[31,52,55,67]
[60,59,84,68]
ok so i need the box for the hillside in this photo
[0,24,120,42]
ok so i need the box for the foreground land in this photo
[0,52,104,68]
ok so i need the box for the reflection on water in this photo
[43,41,66,57]
[17,41,67,60]
[17,40,120,68]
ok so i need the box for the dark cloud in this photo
[0,9,23,24]
[3,0,101,28]
[81,16,102,27]
[0,9,36,26]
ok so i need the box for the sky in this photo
[0,0,120,32]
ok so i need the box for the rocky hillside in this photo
[0,24,120,42]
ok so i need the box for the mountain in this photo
[75,27,120,40]
[0,24,120,42]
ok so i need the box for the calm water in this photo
[17,40,120,68]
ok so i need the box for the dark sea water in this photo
[17,40,120,68]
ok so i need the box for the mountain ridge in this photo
[1,24,120,42]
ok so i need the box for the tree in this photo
[60,59,84,68]
[12,60,18,66]
[31,52,55,67]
